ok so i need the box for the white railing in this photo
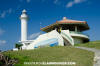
[70,31,89,38]
[61,30,74,46]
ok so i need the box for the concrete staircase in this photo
[61,30,74,46]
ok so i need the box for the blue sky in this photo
[0,0,100,51]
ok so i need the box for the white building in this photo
[13,10,90,50]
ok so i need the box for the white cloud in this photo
[66,0,86,8]
[0,8,13,18]
[19,0,23,2]
[41,0,59,4]
[7,8,12,14]
[26,0,31,3]
[0,29,6,45]
[66,1,73,8]
[54,0,58,4]
[0,28,5,35]
[19,0,31,3]
[0,11,6,18]
[0,40,6,45]
[28,32,40,40]
[41,0,45,2]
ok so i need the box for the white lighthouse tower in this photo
[20,9,28,42]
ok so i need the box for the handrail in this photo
[70,31,89,37]
[61,32,72,43]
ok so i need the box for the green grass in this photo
[75,41,100,49]
[3,46,94,66]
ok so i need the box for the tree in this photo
[15,43,23,50]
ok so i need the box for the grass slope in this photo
[75,41,100,49]
[3,46,94,66]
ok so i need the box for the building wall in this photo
[73,37,83,44]
[26,30,64,50]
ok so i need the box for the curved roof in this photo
[57,17,86,23]
[41,17,90,32]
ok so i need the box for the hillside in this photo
[75,41,100,49]
[2,46,94,66]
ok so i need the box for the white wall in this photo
[73,37,83,44]
[26,30,64,50]
[21,19,27,41]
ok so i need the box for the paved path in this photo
[75,47,100,66]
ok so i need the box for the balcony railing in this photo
[70,31,89,37]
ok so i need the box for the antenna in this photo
[40,22,42,35]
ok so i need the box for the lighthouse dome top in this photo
[22,9,27,13]
[63,17,67,20]
[20,9,28,20]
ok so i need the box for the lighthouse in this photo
[20,9,28,42]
